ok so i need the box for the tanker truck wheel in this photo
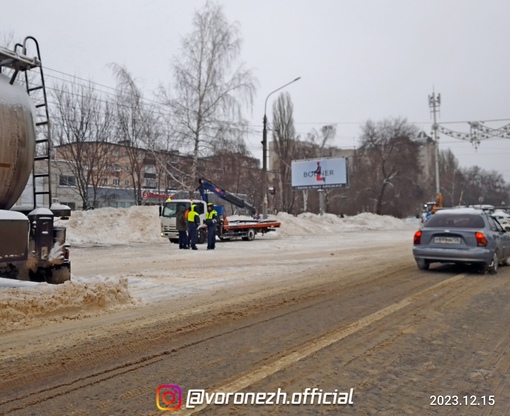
[47,264,71,284]
[30,264,71,284]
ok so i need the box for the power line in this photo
[44,66,510,140]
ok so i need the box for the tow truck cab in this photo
[159,199,224,244]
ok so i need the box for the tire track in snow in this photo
[178,272,467,415]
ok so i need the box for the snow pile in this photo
[274,212,406,237]
[0,277,133,332]
[56,206,408,246]
[57,206,161,246]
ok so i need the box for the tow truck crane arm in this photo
[197,178,257,216]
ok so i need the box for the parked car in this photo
[492,209,510,228]
[412,208,510,274]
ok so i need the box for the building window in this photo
[113,149,120,157]
[103,178,108,185]
[113,178,120,186]
[59,175,76,187]
[113,164,121,172]
[144,178,157,188]
[125,179,130,186]
[144,165,156,174]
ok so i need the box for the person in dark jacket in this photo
[176,204,188,249]
[205,202,218,250]
[187,204,200,250]
[184,206,190,247]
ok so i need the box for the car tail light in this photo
[64,246,70,260]
[413,230,422,245]
[475,232,487,247]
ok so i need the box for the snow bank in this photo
[274,212,406,237]
[56,206,408,246]
[0,277,133,333]
[56,206,161,246]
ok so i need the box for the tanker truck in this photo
[0,37,71,284]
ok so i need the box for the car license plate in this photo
[434,237,461,244]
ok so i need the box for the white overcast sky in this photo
[3,0,510,187]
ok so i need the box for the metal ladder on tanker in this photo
[14,37,52,209]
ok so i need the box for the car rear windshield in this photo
[426,213,485,228]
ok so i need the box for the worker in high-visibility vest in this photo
[187,204,200,250]
[205,202,218,250]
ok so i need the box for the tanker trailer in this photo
[0,38,71,284]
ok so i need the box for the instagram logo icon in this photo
[156,385,182,411]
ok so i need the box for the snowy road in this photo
[70,231,414,303]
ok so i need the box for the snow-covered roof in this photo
[435,207,484,215]
[28,207,53,216]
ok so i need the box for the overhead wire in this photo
[41,66,510,159]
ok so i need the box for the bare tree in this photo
[437,149,463,206]
[271,92,299,213]
[305,125,337,156]
[202,132,261,213]
[159,1,257,190]
[358,118,421,215]
[302,125,339,212]
[1,32,15,49]
[111,64,159,205]
[51,81,115,209]
[148,118,190,192]
[460,166,510,206]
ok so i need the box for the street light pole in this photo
[428,92,441,197]
[262,77,301,218]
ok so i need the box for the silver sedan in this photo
[412,208,510,274]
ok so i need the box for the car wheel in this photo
[416,259,430,270]
[198,229,206,244]
[242,228,256,241]
[485,252,499,275]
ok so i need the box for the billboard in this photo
[291,158,348,190]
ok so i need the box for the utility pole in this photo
[428,92,441,198]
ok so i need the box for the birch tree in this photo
[159,1,257,191]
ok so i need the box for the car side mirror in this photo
[505,226,510,233]
[159,206,162,217]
